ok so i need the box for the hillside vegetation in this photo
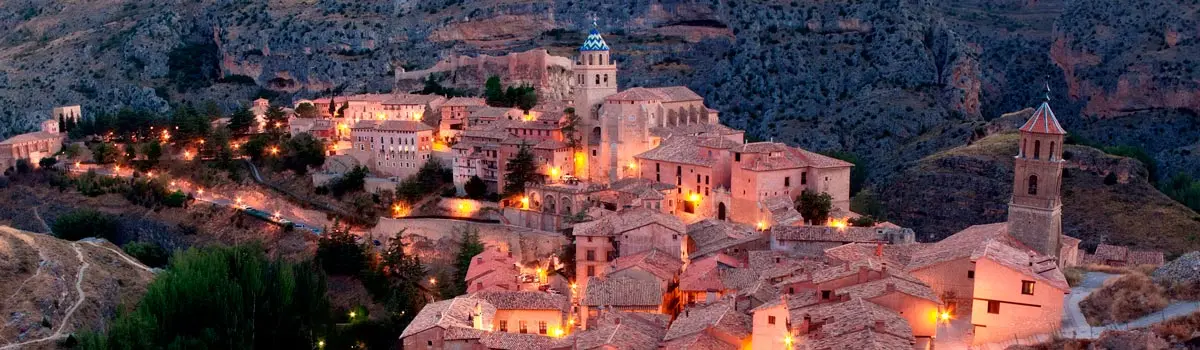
[881,130,1200,257]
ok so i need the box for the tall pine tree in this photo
[503,142,540,198]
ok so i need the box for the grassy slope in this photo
[883,132,1200,257]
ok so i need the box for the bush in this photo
[796,190,833,225]
[1079,273,1169,326]
[53,209,119,241]
[38,157,57,169]
[163,190,187,207]
[848,216,876,227]
[122,241,169,268]
[15,159,32,174]
[1063,267,1084,287]
[464,175,487,199]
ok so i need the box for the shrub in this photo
[849,216,876,227]
[38,157,57,169]
[1063,267,1084,287]
[163,190,187,207]
[1079,273,1168,326]
[53,209,119,241]
[122,241,169,268]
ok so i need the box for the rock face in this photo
[0,226,154,349]
[880,130,1200,257]
[0,0,1198,183]
[1152,251,1200,285]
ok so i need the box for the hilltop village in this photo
[1,28,1187,350]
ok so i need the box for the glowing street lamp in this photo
[520,196,530,209]
[688,193,701,203]
[269,146,280,156]
[429,277,437,285]
[349,311,356,319]
[197,188,205,196]
[940,311,952,321]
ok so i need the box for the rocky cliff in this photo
[880,112,1200,257]
[1,0,1197,184]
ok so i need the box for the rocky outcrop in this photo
[395,49,575,102]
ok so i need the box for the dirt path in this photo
[32,206,51,234]
[0,243,89,350]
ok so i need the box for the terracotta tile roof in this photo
[772,226,882,243]
[752,290,822,313]
[609,249,682,282]
[790,298,915,350]
[462,127,511,140]
[679,255,754,292]
[634,136,716,167]
[533,139,569,150]
[823,242,921,267]
[1020,102,1067,135]
[732,142,853,170]
[383,93,445,106]
[442,97,487,107]
[0,131,61,145]
[645,86,704,102]
[651,123,742,139]
[1093,244,1129,262]
[608,178,675,199]
[664,298,751,342]
[659,332,738,350]
[465,247,517,282]
[471,291,569,312]
[606,87,668,102]
[470,106,521,119]
[1126,250,1165,266]
[351,120,433,132]
[574,311,670,350]
[400,295,496,339]
[760,195,804,226]
[736,279,780,306]
[697,137,741,149]
[582,273,665,307]
[834,276,941,304]
[971,240,1070,291]
[311,93,391,104]
[905,222,1023,271]
[686,220,764,259]
[572,207,685,237]
[479,331,574,349]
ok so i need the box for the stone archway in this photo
[667,110,677,126]
[677,107,688,125]
[591,127,602,142]
[689,106,699,124]
[718,202,727,221]
[545,195,557,213]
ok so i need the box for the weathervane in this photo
[591,13,598,28]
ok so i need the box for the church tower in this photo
[573,23,618,181]
[1008,87,1067,258]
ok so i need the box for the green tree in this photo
[38,157,57,169]
[328,165,369,198]
[63,143,83,160]
[78,244,332,349]
[266,105,288,131]
[123,143,137,162]
[295,102,320,119]
[316,223,367,276]
[561,108,581,150]
[228,107,255,133]
[201,100,222,120]
[464,175,487,199]
[849,188,886,220]
[444,225,484,297]
[242,134,270,162]
[502,143,540,198]
[122,241,169,267]
[336,102,349,119]
[1160,172,1200,211]
[281,133,326,174]
[796,190,833,225]
[53,209,119,241]
[140,140,162,169]
[484,76,504,106]
[91,142,118,164]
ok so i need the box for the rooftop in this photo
[663,298,751,343]
[574,311,669,350]
[351,120,433,132]
[733,142,854,170]
[442,97,488,107]
[634,136,717,167]
[572,207,685,237]
[472,291,569,312]
[0,131,61,145]
[399,295,496,339]
[580,28,610,51]
[790,298,915,350]
[384,93,445,106]
[609,249,683,282]
[1020,101,1067,135]
[772,225,883,243]
[582,273,665,307]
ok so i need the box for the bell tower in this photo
[1008,86,1067,258]
[573,18,617,181]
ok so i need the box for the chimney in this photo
[885,282,896,293]
[857,266,868,282]
[874,320,885,331]
[875,242,883,257]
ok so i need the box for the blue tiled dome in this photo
[579,29,609,51]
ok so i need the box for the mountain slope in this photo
[0,226,154,349]
[881,126,1200,257]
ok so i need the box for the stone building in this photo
[347,120,434,179]
[52,105,81,123]
[439,97,487,142]
[1007,97,1067,259]
[1,118,63,172]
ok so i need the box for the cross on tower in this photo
[1044,76,1051,102]
[591,13,598,27]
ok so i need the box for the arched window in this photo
[1049,142,1056,160]
[1028,175,1038,195]
[1021,138,1027,158]
[595,74,600,85]
[603,74,608,84]
[589,54,594,65]
[1033,140,1041,160]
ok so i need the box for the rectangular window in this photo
[735,153,741,162]
[538,321,547,335]
[820,290,831,299]
[586,265,595,277]
[705,175,709,185]
[784,177,791,186]
[696,174,701,183]
[768,316,776,325]
[656,163,660,172]
[801,172,807,185]
[684,201,696,214]
[1021,281,1036,295]
[519,321,528,334]
[499,320,508,332]
[585,250,595,261]
[987,300,1000,314]
[676,166,682,176]
[606,251,616,262]
[968,270,975,279]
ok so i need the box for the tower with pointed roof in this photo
[1008,87,1067,258]
[573,21,618,181]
